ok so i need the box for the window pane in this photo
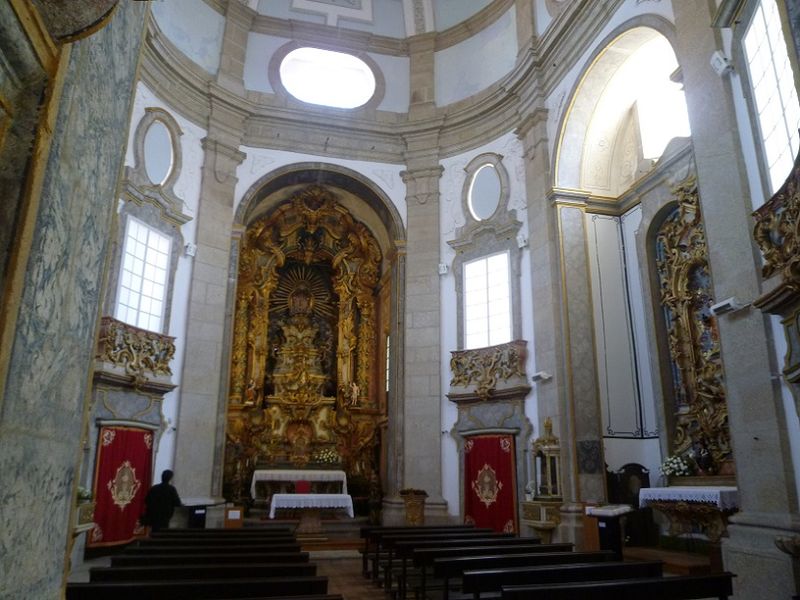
[463,252,512,349]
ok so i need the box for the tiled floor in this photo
[313,552,380,600]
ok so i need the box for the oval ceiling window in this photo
[279,47,376,109]
[143,120,173,186]
[468,164,502,221]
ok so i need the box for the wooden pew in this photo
[90,562,317,582]
[500,572,736,600]
[134,535,298,546]
[112,551,311,567]
[393,538,544,598]
[152,527,293,536]
[121,542,303,554]
[460,560,663,599]
[360,525,476,577]
[369,527,492,581]
[407,543,574,600]
[375,530,501,587]
[66,576,330,599]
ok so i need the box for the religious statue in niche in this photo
[223,185,387,502]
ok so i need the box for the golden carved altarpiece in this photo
[224,186,386,501]
[655,177,733,475]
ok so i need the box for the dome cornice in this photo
[141,1,624,161]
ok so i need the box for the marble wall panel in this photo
[0,3,147,598]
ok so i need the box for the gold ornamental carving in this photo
[753,154,800,285]
[449,340,528,402]
[96,316,176,382]
[225,185,386,501]
[647,500,734,543]
[655,176,732,474]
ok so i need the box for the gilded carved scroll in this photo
[96,316,175,381]
[224,185,385,501]
[448,340,529,403]
[655,177,732,474]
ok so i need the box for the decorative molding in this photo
[95,316,176,386]
[655,176,732,474]
[448,340,530,403]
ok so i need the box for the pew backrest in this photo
[433,550,615,579]
[462,560,664,595]
[500,572,735,600]
[112,551,310,567]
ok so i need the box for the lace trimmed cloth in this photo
[639,486,739,510]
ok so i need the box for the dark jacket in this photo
[143,482,181,530]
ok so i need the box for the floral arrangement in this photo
[659,454,693,477]
[313,447,340,465]
[76,486,93,501]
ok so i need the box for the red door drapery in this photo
[88,426,153,547]
[463,434,518,533]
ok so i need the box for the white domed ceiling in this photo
[247,0,493,37]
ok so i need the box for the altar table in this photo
[268,493,355,519]
[639,486,739,542]
[250,469,348,499]
[269,493,354,534]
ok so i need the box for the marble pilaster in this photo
[673,1,798,597]
[174,134,245,499]
[395,159,447,520]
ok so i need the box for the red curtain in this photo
[88,426,153,547]
[464,434,518,533]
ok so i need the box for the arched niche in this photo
[224,165,405,504]
[554,17,686,198]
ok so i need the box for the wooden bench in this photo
[66,575,330,599]
[500,572,736,600]
[460,560,663,599]
[432,550,613,600]
[90,562,317,582]
[121,543,303,554]
[360,525,476,577]
[375,530,500,587]
[112,551,311,567]
[393,538,547,599]
[135,535,298,546]
[152,527,293,536]
[370,528,494,582]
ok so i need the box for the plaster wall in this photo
[547,0,676,183]
[434,6,517,106]
[233,147,407,226]
[256,0,407,36]
[151,0,224,74]
[439,131,535,515]
[434,0,493,31]
[585,206,661,478]
[533,0,554,37]
[124,81,207,482]
[243,32,288,94]
[367,52,411,113]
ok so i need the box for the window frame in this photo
[115,215,172,333]
[463,251,513,349]
[734,0,800,197]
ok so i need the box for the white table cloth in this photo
[268,493,354,518]
[639,486,739,510]
[251,469,348,498]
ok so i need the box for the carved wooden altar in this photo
[224,185,389,502]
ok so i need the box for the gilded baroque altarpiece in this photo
[224,186,388,500]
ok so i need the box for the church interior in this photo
[3,0,800,598]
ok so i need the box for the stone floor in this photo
[312,552,379,600]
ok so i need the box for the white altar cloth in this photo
[268,493,354,519]
[251,469,348,498]
[639,486,739,510]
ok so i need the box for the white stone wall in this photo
[233,147,407,223]
[439,131,535,515]
[124,82,207,483]
[434,6,517,106]
[151,0,224,75]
